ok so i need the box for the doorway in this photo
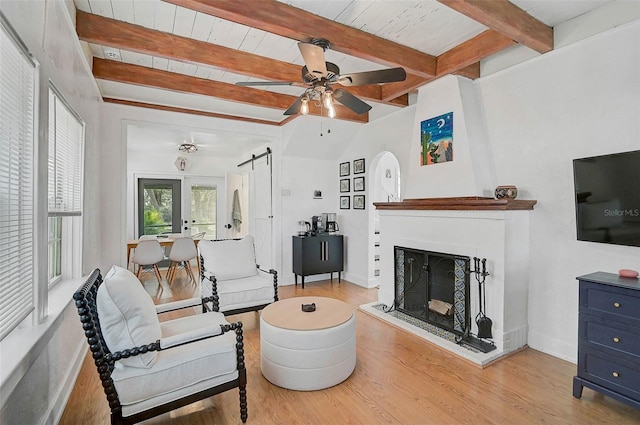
[137,178,181,237]
[233,151,273,270]
[183,177,224,240]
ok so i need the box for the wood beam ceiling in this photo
[436,0,553,53]
[77,1,554,124]
[76,11,406,108]
[163,0,438,79]
[160,0,551,107]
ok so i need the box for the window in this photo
[47,87,84,285]
[0,18,37,340]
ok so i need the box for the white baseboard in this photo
[502,324,529,353]
[527,329,577,364]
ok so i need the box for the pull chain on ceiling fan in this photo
[236,38,407,117]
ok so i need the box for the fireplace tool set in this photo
[473,257,493,339]
[457,257,496,353]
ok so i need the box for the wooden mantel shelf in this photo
[373,196,537,211]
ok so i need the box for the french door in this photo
[183,177,224,240]
[137,178,181,237]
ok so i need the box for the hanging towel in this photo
[232,189,242,232]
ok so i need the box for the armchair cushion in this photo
[199,236,258,280]
[97,266,161,369]
[111,311,238,416]
[202,271,276,313]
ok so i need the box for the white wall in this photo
[0,1,102,424]
[479,21,640,361]
[279,157,339,284]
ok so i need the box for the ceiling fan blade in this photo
[338,67,406,86]
[283,94,305,116]
[236,81,296,87]
[298,42,327,78]
[333,88,371,114]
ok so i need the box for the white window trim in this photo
[47,84,85,286]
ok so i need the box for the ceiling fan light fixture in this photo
[178,142,198,153]
[300,96,309,115]
[323,90,333,109]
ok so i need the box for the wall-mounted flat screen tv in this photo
[573,150,640,247]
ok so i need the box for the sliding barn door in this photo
[250,154,273,270]
[234,152,273,270]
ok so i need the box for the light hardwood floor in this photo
[60,271,639,424]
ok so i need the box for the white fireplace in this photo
[369,197,536,366]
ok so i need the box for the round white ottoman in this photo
[260,296,356,391]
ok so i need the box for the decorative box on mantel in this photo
[373,197,537,365]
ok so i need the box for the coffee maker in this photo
[322,213,338,232]
[311,215,323,234]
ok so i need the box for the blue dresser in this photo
[573,272,640,409]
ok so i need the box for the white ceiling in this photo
[74,0,614,157]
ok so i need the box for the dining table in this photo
[126,235,202,276]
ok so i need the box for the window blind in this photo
[48,87,84,216]
[0,19,36,341]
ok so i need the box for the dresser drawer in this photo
[579,313,640,358]
[580,282,640,324]
[578,348,640,402]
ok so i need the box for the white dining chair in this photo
[132,239,165,286]
[167,237,198,285]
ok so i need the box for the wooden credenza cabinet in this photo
[293,234,343,288]
[573,272,640,409]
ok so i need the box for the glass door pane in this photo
[190,184,217,239]
[137,178,181,237]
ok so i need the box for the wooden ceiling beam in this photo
[436,30,516,76]
[163,0,437,78]
[382,29,513,100]
[453,63,481,79]
[76,11,403,107]
[77,10,300,83]
[93,59,367,123]
[437,0,553,53]
[103,98,285,126]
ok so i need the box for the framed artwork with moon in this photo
[420,112,453,165]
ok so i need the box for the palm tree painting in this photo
[420,112,453,165]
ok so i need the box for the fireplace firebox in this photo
[394,247,470,337]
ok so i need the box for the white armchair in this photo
[73,266,247,424]
[198,235,278,315]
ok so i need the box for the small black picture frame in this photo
[340,196,350,209]
[353,194,365,209]
[340,161,350,177]
[353,176,365,192]
[353,158,365,174]
[340,178,350,193]
[313,190,322,199]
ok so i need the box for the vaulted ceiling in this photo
[74,0,609,126]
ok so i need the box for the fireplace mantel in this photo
[374,196,537,211]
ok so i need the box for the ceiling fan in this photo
[236,39,407,117]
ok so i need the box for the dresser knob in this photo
[613,302,621,308]
[613,337,620,343]
[612,372,619,378]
